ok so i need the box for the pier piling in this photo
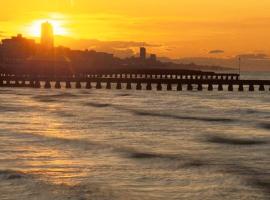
[86,81,92,89]
[228,84,233,91]
[146,83,152,90]
[187,84,193,91]
[34,81,41,88]
[44,81,51,89]
[55,81,61,89]
[167,83,172,91]
[136,82,142,90]
[198,84,203,91]
[249,84,254,91]
[208,84,213,91]
[126,82,132,90]
[76,81,82,89]
[157,83,162,91]
[96,81,102,89]
[177,83,182,91]
[218,84,223,91]
[106,82,111,89]
[66,81,71,89]
[238,84,244,91]
[259,84,265,91]
[116,82,122,89]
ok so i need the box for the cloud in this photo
[209,50,224,54]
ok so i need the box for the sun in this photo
[28,19,69,37]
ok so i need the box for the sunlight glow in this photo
[28,19,69,37]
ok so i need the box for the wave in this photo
[0,105,35,113]
[205,135,268,146]
[133,110,235,123]
[50,110,76,118]
[32,96,58,102]
[0,169,121,200]
[258,123,270,130]
[0,121,28,125]
[32,92,78,103]
[123,149,207,170]
[85,102,111,108]
[115,93,131,97]
[0,170,26,180]
[224,164,270,196]
[85,102,235,124]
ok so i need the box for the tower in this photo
[140,47,146,60]
[41,21,54,50]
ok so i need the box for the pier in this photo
[0,69,269,91]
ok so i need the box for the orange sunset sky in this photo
[1,0,270,59]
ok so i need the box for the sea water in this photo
[0,73,269,200]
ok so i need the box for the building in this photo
[41,21,54,50]
[0,34,36,60]
[140,47,146,60]
[150,54,157,63]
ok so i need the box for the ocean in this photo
[0,73,269,200]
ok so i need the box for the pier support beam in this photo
[208,84,213,91]
[76,81,82,89]
[238,84,244,92]
[106,82,111,89]
[136,82,142,90]
[44,81,51,89]
[126,82,132,90]
[167,83,172,91]
[218,84,223,91]
[55,81,61,89]
[259,84,265,91]
[96,82,102,89]
[6,80,11,87]
[116,82,122,89]
[29,81,34,88]
[187,84,193,91]
[21,80,26,87]
[228,84,233,91]
[157,83,162,91]
[86,81,92,89]
[177,83,182,91]
[146,83,152,90]
[34,81,41,88]
[198,84,203,91]
[249,84,254,91]
[66,81,71,89]
[0,79,3,87]
[15,80,20,87]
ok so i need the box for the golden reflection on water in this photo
[3,94,95,185]
[1,88,270,199]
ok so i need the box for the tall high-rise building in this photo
[140,47,146,60]
[41,22,54,50]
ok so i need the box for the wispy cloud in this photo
[209,50,225,54]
